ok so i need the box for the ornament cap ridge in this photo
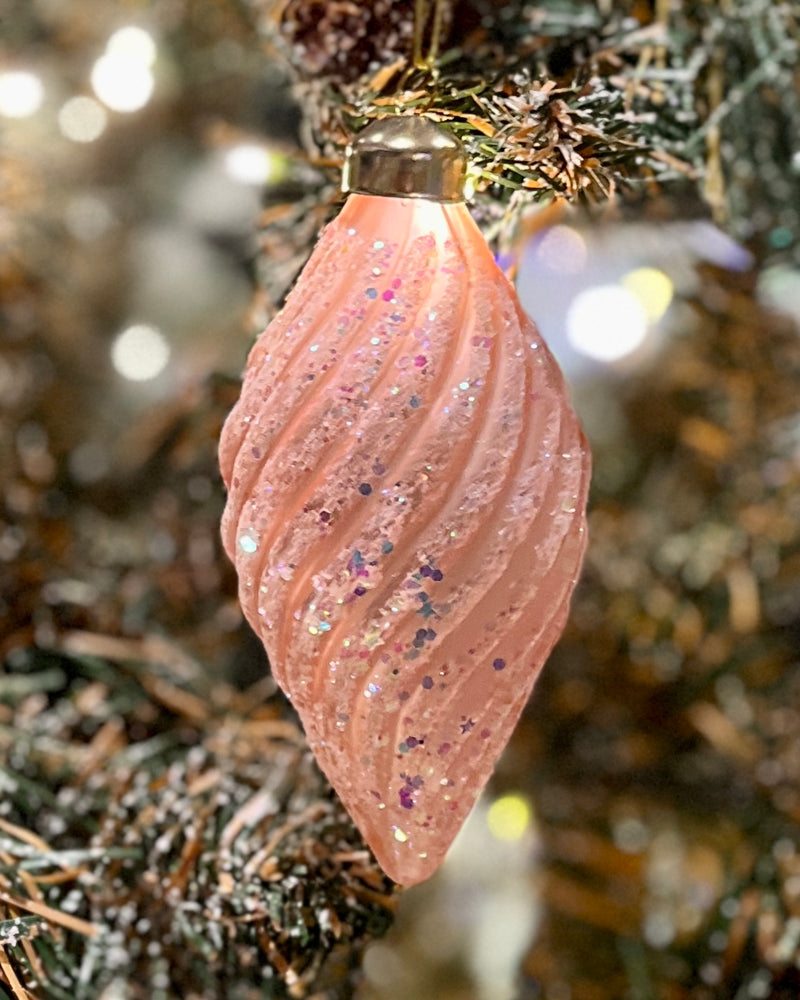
[342,116,466,203]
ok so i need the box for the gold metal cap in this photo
[342,116,466,203]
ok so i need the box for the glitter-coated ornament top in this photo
[220,118,590,886]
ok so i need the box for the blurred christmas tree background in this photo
[1,1,800,998]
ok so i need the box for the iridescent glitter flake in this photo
[219,121,590,888]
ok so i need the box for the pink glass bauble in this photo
[220,120,590,886]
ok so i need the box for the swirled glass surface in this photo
[220,193,590,885]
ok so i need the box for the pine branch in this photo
[247,0,799,263]
[0,647,394,1000]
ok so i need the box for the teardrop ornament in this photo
[220,117,590,886]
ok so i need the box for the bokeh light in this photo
[486,793,532,841]
[535,224,587,275]
[107,26,157,67]
[91,28,157,113]
[91,55,155,112]
[758,265,800,322]
[110,324,170,381]
[58,96,108,143]
[224,144,283,186]
[64,194,115,241]
[566,284,649,363]
[622,266,674,323]
[0,70,44,118]
[68,441,110,484]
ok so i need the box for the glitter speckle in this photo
[238,532,258,554]
[393,827,407,843]
[373,240,384,249]
[420,564,444,582]
[366,287,378,300]
[493,658,506,671]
